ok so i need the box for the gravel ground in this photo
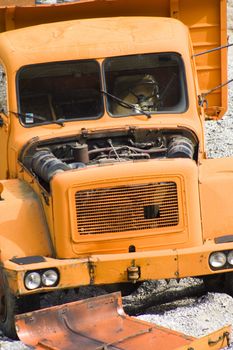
[137,281,233,347]
[1,1,233,349]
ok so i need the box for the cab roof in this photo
[0,16,189,66]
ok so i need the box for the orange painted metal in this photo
[0,0,34,5]
[0,0,227,119]
[15,292,230,350]
[199,157,233,242]
[0,179,52,263]
[0,0,230,304]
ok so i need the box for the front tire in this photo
[0,269,41,339]
[0,290,19,339]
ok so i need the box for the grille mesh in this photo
[75,182,179,235]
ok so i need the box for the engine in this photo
[20,128,198,187]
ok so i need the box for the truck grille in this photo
[75,182,179,235]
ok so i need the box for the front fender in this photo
[200,157,233,240]
[0,179,53,262]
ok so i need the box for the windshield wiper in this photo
[100,90,151,119]
[10,111,65,126]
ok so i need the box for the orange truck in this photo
[0,0,232,347]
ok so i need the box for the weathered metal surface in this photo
[15,292,231,350]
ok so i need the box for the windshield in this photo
[104,53,188,116]
[17,60,103,126]
[17,53,187,126]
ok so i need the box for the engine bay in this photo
[20,128,198,189]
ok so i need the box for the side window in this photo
[0,64,7,114]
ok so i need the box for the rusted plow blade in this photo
[15,292,230,350]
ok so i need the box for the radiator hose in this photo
[31,149,70,182]
[167,136,195,159]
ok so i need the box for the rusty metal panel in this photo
[15,292,194,349]
[15,292,231,350]
[176,326,231,350]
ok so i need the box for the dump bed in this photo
[0,0,227,119]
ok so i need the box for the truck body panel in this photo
[4,238,233,296]
[200,158,233,240]
[0,179,52,261]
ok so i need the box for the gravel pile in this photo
[138,290,233,338]
[137,283,233,344]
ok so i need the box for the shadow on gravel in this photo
[122,278,207,316]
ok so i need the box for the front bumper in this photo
[4,240,233,295]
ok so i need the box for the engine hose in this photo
[167,136,195,159]
[31,149,70,182]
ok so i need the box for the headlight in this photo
[41,269,58,287]
[209,252,226,268]
[227,251,233,265]
[25,272,41,290]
